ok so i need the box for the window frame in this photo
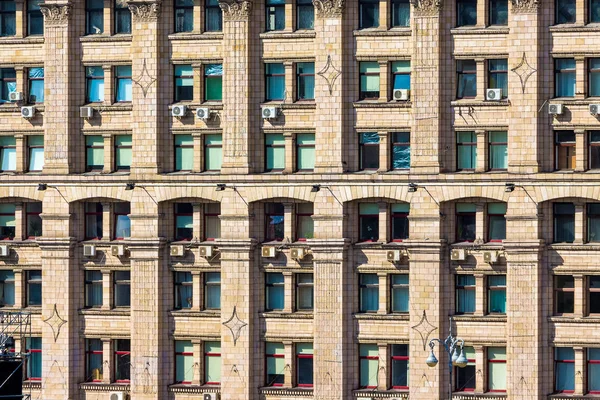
[555,131,576,171]
[488,131,508,171]
[204,64,223,102]
[591,0,600,23]
[204,272,221,310]
[455,347,476,392]
[174,64,194,102]
[174,134,193,172]
[391,344,409,389]
[205,0,223,32]
[25,337,42,381]
[0,68,15,102]
[296,62,315,101]
[0,0,16,37]
[265,272,285,312]
[359,344,379,389]
[114,135,132,172]
[265,342,285,386]
[590,131,600,170]
[265,0,285,32]
[85,66,104,103]
[487,275,506,314]
[589,58,600,96]
[456,204,476,242]
[295,133,315,172]
[487,203,506,242]
[456,60,477,99]
[555,58,576,98]
[296,0,315,30]
[390,204,409,241]
[555,347,575,393]
[295,273,314,311]
[25,202,42,239]
[488,0,508,25]
[113,270,131,308]
[0,204,15,240]
[85,0,104,35]
[589,276,600,315]
[112,203,130,240]
[86,338,103,382]
[588,348,600,394]
[174,203,193,241]
[391,0,411,27]
[391,132,410,170]
[0,136,16,172]
[456,0,478,26]
[174,340,194,384]
[555,0,576,24]
[456,131,477,171]
[455,274,476,315]
[359,61,380,100]
[204,341,221,385]
[359,0,380,29]
[25,270,42,307]
[84,202,103,240]
[204,203,220,241]
[359,273,379,313]
[265,203,285,242]
[174,271,193,310]
[84,270,103,308]
[359,132,380,171]
[174,0,194,33]
[204,134,223,172]
[265,63,286,101]
[0,270,14,307]
[114,0,131,34]
[487,59,508,99]
[390,274,409,313]
[296,343,314,387]
[85,135,104,172]
[27,135,44,172]
[295,203,314,241]
[553,202,576,243]
[554,275,575,315]
[27,67,44,104]
[487,347,507,392]
[114,65,132,103]
[114,339,131,383]
[358,203,380,242]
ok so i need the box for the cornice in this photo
[128,1,161,22]
[218,0,252,20]
[411,0,442,16]
[510,0,539,13]
[313,0,345,18]
[39,2,72,25]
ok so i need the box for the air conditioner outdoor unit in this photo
[386,250,402,262]
[261,106,279,119]
[170,244,185,257]
[262,246,277,258]
[172,105,187,117]
[290,248,307,260]
[485,88,502,101]
[0,245,9,257]
[590,104,600,115]
[203,393,219,400]
[109,392,127,400]
[9,92,23,102]
[80,106,94,118]
[111,245,125,257]
[450,248,466,261]
[393,89,410,101]
[483,250,499,264]
[21,106,35,118]
[196,107,211,120]
[549,104,563,115]
[199,245,213,258]
[83,244,96,257]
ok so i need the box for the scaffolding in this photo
[0,312,32,400]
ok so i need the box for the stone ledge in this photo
[168,384,220,393]
[79,382,130,392]
[0,37,44,45]
[168,33,224,41]
[353,101,412,109]
[353,389,409,398]
[79,34,132,43]
[453,394,507,400]
[450,100,509,107]
[259,387,314,396]
[450,27,510,35]
[353,28,411,37]
[22,381,41,390]
[452,315,507,323]
[260,311,314,319]
[548,244,600,251]
[353,313,409,321]
[549,316,600,323]
[170,309,221,318]
[259,31,316,40]
[79,308,131,317]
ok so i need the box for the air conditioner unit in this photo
[172,105,187,117]
[0,245,9,257]
[196,107,211,120]
[386,250,402,262]
[590,104,600,115]
[549,104,563,115]
[111,245,125,257]
[21,106,35,118]
[109,392,128,400]
[203,393,219,400]
[450,248,466,261]
[262,246,277,258]
[80,106,94,118]
[393,89,410,101]
[9,92,23,102]
[290,248,307,260]
[483,251,499,264]
[485,88,502,101]
[261,106,279,119]
[83,244,96,257]
[170,244,185,257]
[199,245,213,258]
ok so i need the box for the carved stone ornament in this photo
[410,0,442,15]
[218,0,253,20]
[510,0,539,13]
[313,0,345,18]
[39,3,72,25]
[128,1,162,21]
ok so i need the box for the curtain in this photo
[555,214,575,243]
[297,1,314,29]
[488,347,507,391]
[590,205,600,242]
[591,59,600,96]
[488,282,506,313]
[490,0,508,24]
[297,134,315,170]
[457,144,476,169]
[360,62,380,93]
[592,0,600,22]
[0,147,15,171]
[488,215,506,241]
[457,0,477,25]
[297,63,315,99]
[175,341,194,383]
[266,64,285,100]
[267,278,284,310]
[205,0,222,31]
[205,134,222,171]
[392,0,410,27]
[392,286,409,312]
[116,135,132,168]
[87,283,102,308]
[114,215,130,239]
[205,273,221,309]
[589,349,600,391]
[266,134,285,170]
[115,283,130,307]
[489,141,508,169]
[297,285,314,310]
[175,135,193,171]
[360,344,379,387]
[0,271,14,306]
[175,7,194,32]
[266,342,285,384]
[204,341,221,383]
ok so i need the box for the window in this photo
[175,0,193,32]
[297,343,313,387]
[296,203,314,240]
[590,59,600,97]
[456,203,476,242]
[114,339,130,382]
[589,204,600,242]
[391,203,409,241]
[86,0,104,34]
[554,203,575,243]
[175,340,193,383]
[555,347,575,393]
[0,270,14,306]
[203,64,223,102]
[26,270,41,307]
[359,203,379,242]
[457,131,477,171]
[592,0,600,22]
[0,136,16,171]
[488,59,508,99]
[174,135,193,171]
[86,136,104,172]
[391,274,409,313]
[204,203,221,240]
[359,273,379,313]
[115,135,132,171]
[0,68,16,103]
[28,67,44,103]
[488,131,507,170]
[456,275,475,314]
[457,60,476,99]
[391,0,410,26]
[115,0,131,34]
[359,132,380,170]
[391,344,409,389]
[488,347,507,392]
[455,346,476,391]
[174,271,193,309]
[555,59,576,97]
[265,203,284,241]
[590,276,600,314]
[489,0,508,24]
[86,67,104,103]
[392,61,411,93]
[26,337,41,381]
[0,1,15,36]
[175,65,193,102]
[359,344,379,388]
[555,131,575,170]
[266,0,285,31]
[359,0,379,28]
[205,272,221,310]
[265,272,284,311]
[205,134,223,171]
[0,204,15,240]
[85,271,103,308]
[174,203,193,241]
[591,132,600,169]
[205,0,222,31]
[204,341,221,384]
[589,348,600,393]
[457,0,477,26]
[266,342,285,386]
[296,273,314,311]
[556,0,576,23]
[26,0,42,36]
[113,203,130,239]
[26,202,42,238]
[359,62,380,100]
[487,203,506,241]
[296,134,315,171]
[392,132,410,170]
[114,271,130,307]
[265,133,285,172]
[297,62,315,100]
[86,339,103,382]
[115,66,132,102]
[85,203,103,239]
[554,275,574,314]
[27,135,44,172]
[265,63,285,101]
[297,0,314,29]
[488,275,506,314]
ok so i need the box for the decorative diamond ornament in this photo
[133,59,157,98]
[43,304,67,342]
[411,310,438,350]
[511,52,537,94]
[317,55,342,95]
[223,306,248,346]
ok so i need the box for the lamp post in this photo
[425,317,468,400]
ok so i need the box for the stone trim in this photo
[353,28,411,37]
[452,315,507,323]
[0,37,44,45]
[39,3,72,25]
[313,0,345,18]
[259,32,317,39]
[169,385,220,394]
[168,33,224,41]
[353,390,409,398]
[353,313,409,321]
[260,311,314,319]
[411,0,442,16]
[259,387,313,396]
[353,102,412,109]
[450,27,510,35]
[79,383,131,392]
[453,395,507,400]
[79,35,132,43]
[128,1,161,21]
[510,0,539,13]
[218,0,252,20]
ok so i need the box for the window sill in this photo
[259,31,316,39]
[23,381,41,390]
[452,393,507,399]
[547,243,600,251]
[451,242,504,249]
[259,387,313,397]
[22,307,42,315]
[353,313,410,321]
[170,309,221,318]
[0,36,44,45]
[450,99,509,107]
[354,389,408,398]
[548,315,600,323]
[84,104,132,112]
[260,311,314,319]
[79,34,132,43]
[549,23,592,32]
[79,308,131,316]
[168,32,224,40]
[79,382,130,392]
[169,384,220,394]
[261,101,316,110]
[353,27,411,36]
[353,101,412,109]
[452,314,507,323]
[450,26,509,35]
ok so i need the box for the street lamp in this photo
[425,317,467,400]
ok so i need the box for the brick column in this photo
[103,65,114,105]
[194,0,203,32]
[103,134,114,173]
[477,0,488,27]
[377,273,389,314]
[104,0,114,35]
[193,134,204,173]
[475,203,485,242]
[101,202,112,241]
[574,275,585,317]
[283,203,294,241]
[378,131,389,172]
[574,202,584,243]
[193,63,203,103]
[14,203,24,241]
[14,135,25,173]
[378,202,388,242]
[576,0,586,24]
[379,60,389,101]
[283,341,293,387]
[474,274,485,316]
[193,340,203,385]
[575,129,587,172]
[283,271,293,313]
[475,130,487,172]
[14,66,25,98]
[283,132,294,174]
[101,270,112,310]
[474,345,485,393]
[102,338,112,383]
[192,271,202,310]
[475,59,485,100]
[377,343,388,390]
[13,270,23,308]
[576,57,586,98]
[193,203,204,241]
[379,0,388,29]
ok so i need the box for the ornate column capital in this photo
[128,0,162,21]
[313,0,345,18]
[218,0,253,20]
[410,0,442,16]
[39,2,72,25]
[510,0,539,13]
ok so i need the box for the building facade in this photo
[0,0,598,399]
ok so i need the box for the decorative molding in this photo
[79,383,131,392]
[39,3,72,25]
[218,0,252,20]
[169,385,220,394]
[259,387,314,396]
[79,35,132,43]
[259,31,317,39]
[510,0,539,13]
[128,1,162,22]
[313,0,345,18]
[410,0,442,16]
[353,390,409,399]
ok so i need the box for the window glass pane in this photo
[205,0,222,31]
[175,65,193,101]
[205,272,221,309]
[266,342,285,385]
[297,0,314,29]
[489,0,508,24]
[28,68,44,103]
[360,344,379,388]
[359,0,380,28]
[556,59,576,97]
[297,133,315,171]
[360,274,379,312]
[86,136,104,169]
[175,340,194,383]
[554,203,575,243]
[205,341,221,383]
[266,64,285,100]
[391,0,410,26]
[175,134,193,171]
[556,0,576,23]
[360,62,380,94]
[457,0,477,25]
[266,133,285,171]
[115,135,132,169]
[297,62,315,100]
[205,134,222,171]
[205,64,223,101]
[392,275,409,312]
[555,348,575,391]
[266,272,284,310]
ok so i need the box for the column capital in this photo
[411,0,442,16]
[510,0,539,13]
[218,0,253,20]
[128,1,162,22]
[313,0,345,18]
[39,2,72,25]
